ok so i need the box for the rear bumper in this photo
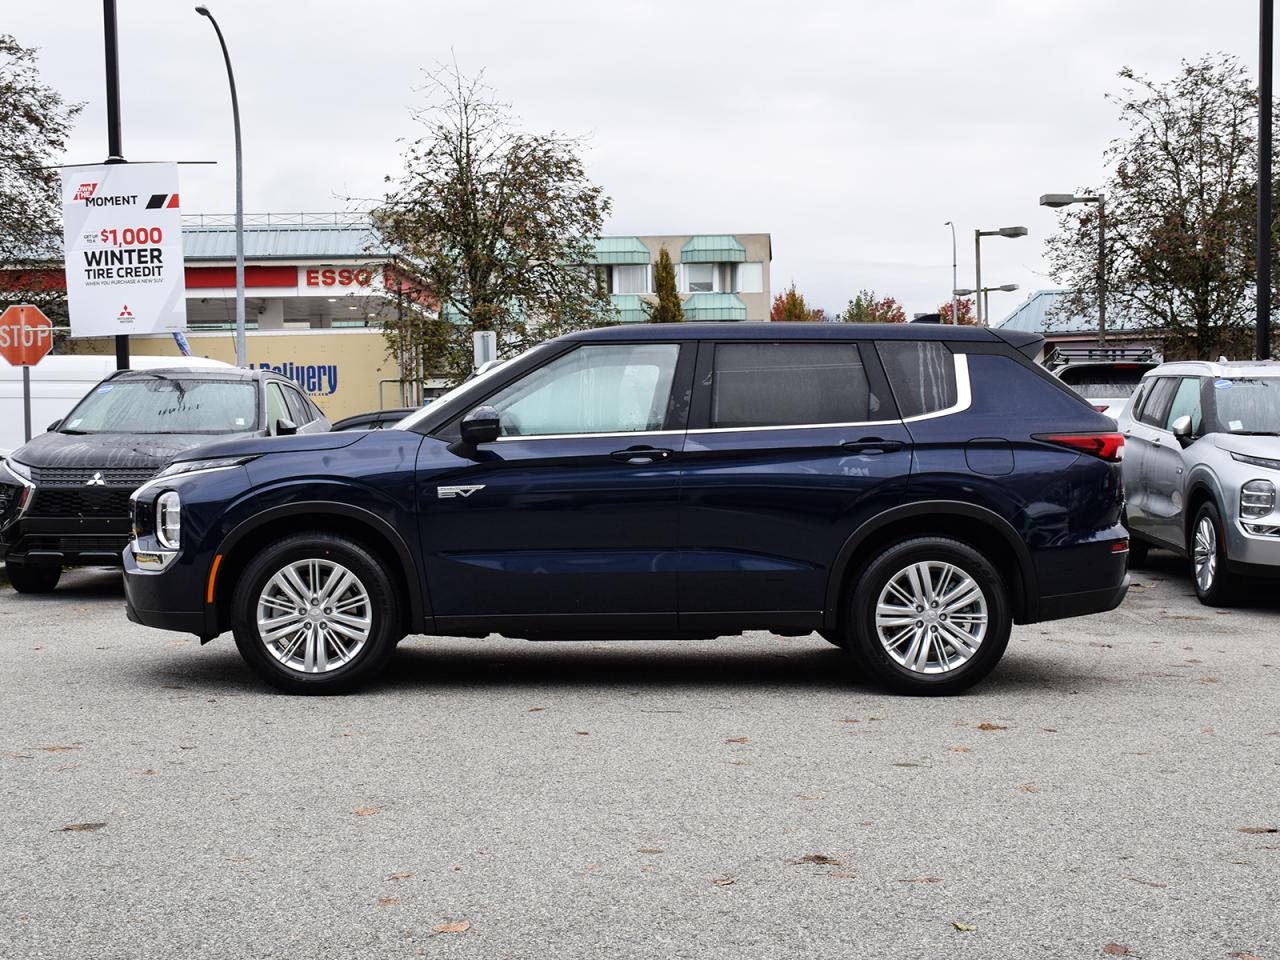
[1035,575,1130,622]
[1024,526,1131,624]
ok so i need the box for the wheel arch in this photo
[210,501,426,636]
[823,501,1038,630]
[1183,478,1222,550]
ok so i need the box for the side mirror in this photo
[1171,415,1193,445]
[460,405,501,445]
[275,418,298,437]
[46,419,62,432]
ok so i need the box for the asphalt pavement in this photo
[1,551,1278,960]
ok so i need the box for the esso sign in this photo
[0,305,55,367]
[303,267,374,289]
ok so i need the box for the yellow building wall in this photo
[69,329,404,421]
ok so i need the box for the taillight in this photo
[1092,404,1109,413]
[1036,432,1125,462]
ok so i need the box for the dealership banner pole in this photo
[102,0,129,371]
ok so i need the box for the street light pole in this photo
[1260,0,1274,360]
[974,226,1028,325]
[945,221,958,324]
[195,6,246,368]
[102,0,129,370]
[1040,194,1106,345]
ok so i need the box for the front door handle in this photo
[610,446,674,464]
[841,437,905,455]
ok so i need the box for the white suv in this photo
[1117,360,1280,604]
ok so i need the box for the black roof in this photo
[569,322,1018,343]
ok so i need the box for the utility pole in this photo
[1260,0,1274,360]
[945,222,958,324]
[103,0,129,370]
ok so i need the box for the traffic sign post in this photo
[0,305,55,443]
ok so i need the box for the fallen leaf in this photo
[138,769,157,775]
[527,707,545,712]
[377,897,400,907]
[838,718,861,724]
[386,871,416,881]
[1102,945,1131,956]
[953,921,977,932]
[868,715,882,721]
[637,847,664,854]
[58,822,106,832]
[789,854,843,866]
[1019,783,1041,794]
[574,730,590,736]
[38,745,79,753]
[897,876,943,883]
[1229,952,1264,960]
[795,793,823,800]
[977,723,1007,731]
[1042,727,1058,733]
[949,746,971,753]
[711,876,736,886]
[1199,676,1220,684]
[0,751,33,759]
[353,807,381,817]
[1239,826,1278,834]
[1201,727,1216,734]
[1124,876,1167,888]
[893,762,920,768]
[725,736,749,744]
[432,921,470,935]
[729,760,751,766]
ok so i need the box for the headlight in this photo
[155,455,256,480]
[156,490,181,549]
[0,458,32,483]
[1231,451,1280,470]
[1240,479,1276,519]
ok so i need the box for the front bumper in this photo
[1224,517,1280,574]
[123,543,209,637]
[0,516,132,566]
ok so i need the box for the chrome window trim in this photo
[486,355,971,441]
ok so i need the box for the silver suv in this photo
[1117,360,1280,604]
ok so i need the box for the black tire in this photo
[1127,537,1149,568]
[230,533,401,694]
[1189,501,1236,606]
[845,537,1012,696]
[6,561,62,594]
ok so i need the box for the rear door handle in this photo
[841,437,906,455]
[610,446,674,464]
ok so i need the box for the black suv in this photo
[0,367,329,592]
[122,324,1129,695]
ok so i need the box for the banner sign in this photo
[60,162,187,338]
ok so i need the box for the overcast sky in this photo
[8,0,1268,318]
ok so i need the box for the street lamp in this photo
[944,221,958,325]
[1041,193,1106,345]
[953,284,1017,324]
[195,5,246,368]
[974,226,1027,325]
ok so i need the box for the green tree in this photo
[1046,56,1280,359]
[374,65,614,383]
[838,289,906,323]
[645,247,683,322]
[0,34,83,339]
[770,282,825,322]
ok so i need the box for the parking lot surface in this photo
[2,552,1278,960]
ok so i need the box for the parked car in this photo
[1117,359,1280,604]
[122,323,1129,695]
[1046,345,1159,420]
[330,407,419,432]
[0,367,330,593]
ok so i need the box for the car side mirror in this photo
[460,405,501,445]
[275,418,298,437]
[46,419,62,432]
[1171,415,1193,445]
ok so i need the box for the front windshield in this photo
[1209,377,1280,435]
[61,378,258,435]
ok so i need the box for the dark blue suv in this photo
[123,323,1129,695]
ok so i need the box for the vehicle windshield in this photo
[1208,377,1280,435]
[1057,365,1150,399]
[60,378,258,434]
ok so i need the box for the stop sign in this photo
[0,304,54,367]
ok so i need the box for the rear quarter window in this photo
[876,340,957,418]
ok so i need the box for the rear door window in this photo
[1138,377,1178,428]
[876,340,957,419]
[709,342,882,428]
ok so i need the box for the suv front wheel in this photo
[230,533,401,694]
[7,560,62,594]
[846,537,1012,695]
[1190,501,1236,606]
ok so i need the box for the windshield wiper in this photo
[1229,430,1280,436]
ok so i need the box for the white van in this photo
[0,354,234,456]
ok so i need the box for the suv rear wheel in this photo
[845,537,1011,695]
[1190,501,1235,606]
[230,533,401,694]
[7,561,62,594]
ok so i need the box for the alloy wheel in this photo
[875,560,988,675]
[256,559,372,674]
[1193,516,1217,593]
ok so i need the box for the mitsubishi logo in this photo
[85,472,106,486]
[437,484,485,500]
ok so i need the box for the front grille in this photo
[29,466,157,487]
[28,487,134,518]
